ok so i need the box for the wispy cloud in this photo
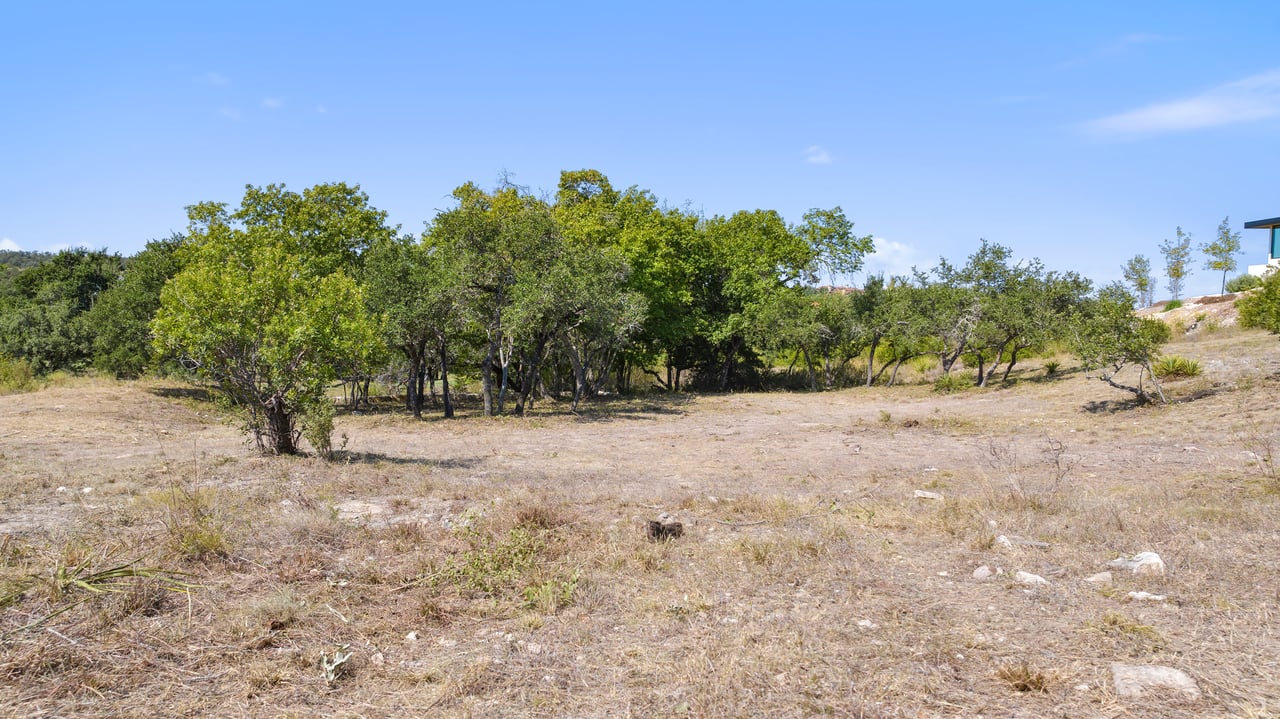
[864,237,920,279]
[804,145,832,165]
[0,237,20,252]
[1084,68,1280,137]
[1058,32,1165,68]
[219,106,242,122]
[261,97,283,109]
[205,71,230,86]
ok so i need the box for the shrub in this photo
[1042,360,1061,376]
[1162,299,1183,312]
[0,356,36,394]
[934,373,974,394]
[1226,274,1263,293]
[1152,355,1202,380]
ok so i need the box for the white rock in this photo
[1084,571,1113,584]
[370,651,385,666]
[1109,551,1166,576]
[81,487,93,494]
[996,535,1015,548]
[55,486,67,493]
[404,631,418,642]
[856,619,878,629]
[1111,663,1201,700]
[972,565,996,580]
[1015,571,1050,586]
[913,489,944,501]
[1124,591,1167,603]
[526,642,543,655]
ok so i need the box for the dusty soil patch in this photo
[2,332,1279,717]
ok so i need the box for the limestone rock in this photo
[1111,663,1201,700]
[1015,570,1049,586]
[972,565,996,580]
[1083,571,1113,584]
[1123,591,1167,603]
[1109,551,1166,576]
[913,489,944,501]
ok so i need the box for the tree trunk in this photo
[262,392,297,455]
[439,340,454,419]
[1001,347,1021,382]
[865,336,881,387]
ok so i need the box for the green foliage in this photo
[1121,254,1154,307]
[0,248,122,374]
[85,234,185,378]
[0,356,36,394]
[1237,269,1280,334]
[1162,299,1183,311]
[1152,355,1202,379]
[1068,284,1170,402]
[934,373,974,393]
[1159,227,1193,301]
[1226,273,1263,293]
[522,571,580,613]
[152,183,384,455]
[445,524,545,595]
[1201,217,1243,294]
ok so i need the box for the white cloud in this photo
[0,237,19,252]
[261,97,283,109]
[205,71,230,86]
[804,145,832,165]
[219,106,242,122]
[315,104,328,114]
[1085,68,1280,137]
[863,237,920,279]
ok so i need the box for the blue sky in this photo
[3,2,1279,299]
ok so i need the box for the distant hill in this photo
[0,250,54,269]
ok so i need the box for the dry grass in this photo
[1,332,1280,716]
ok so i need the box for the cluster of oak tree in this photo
[3,170,1222,456]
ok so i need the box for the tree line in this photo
[1,170,1190,455]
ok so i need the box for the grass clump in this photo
[997,662,1051,693]
[1162,299,1184,311]
[1152,355,1202,380]
[152,482,231,560]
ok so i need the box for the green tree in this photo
[1121,254,1155,307]
[364,235,469,418]
[0,248,121,374]
[1200,217,1242,295]
[1236,269,1280,333]
[85,234,185,378]
[1068,284,1170,403]
[152,185,384,456]
[1159,227,1193,301]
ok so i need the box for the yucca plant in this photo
[1152,355,1202,380]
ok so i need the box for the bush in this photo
[1162,299,1183,312]
[0,356,36,394]
[934,373,974,394]
[1226,274,1263,293]
[1152,355,1202,380]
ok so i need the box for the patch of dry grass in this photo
[2,334,1280,716]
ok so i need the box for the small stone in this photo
[972,565,995,580]
[1015,570,1050,586]
[1084,571,1113,584]
[55,486,67,493]
[913,489,944,501]
[81,487,93,494]
[1111,663,1201,700]
[996,535,1014,548]
[404,631,418,642]
[856,619,877,629]
[370,652,385,666]
[1124,591,1167,603]
[1109,551,1166,576]
[1074,683,1090,692]
[526,642,542,655]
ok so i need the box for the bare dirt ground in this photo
[2,327,1280,718]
